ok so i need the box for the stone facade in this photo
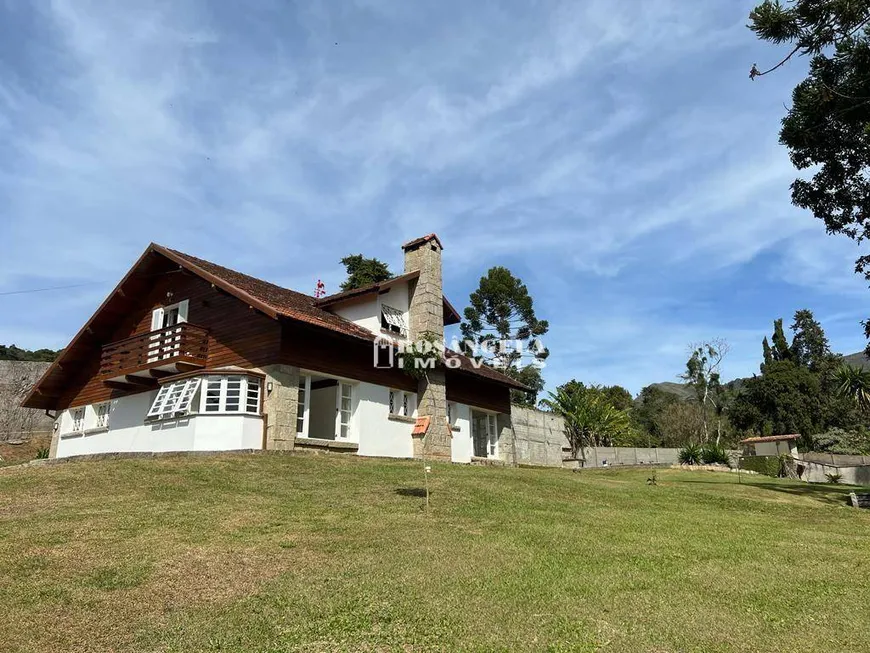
[404,237,445,341]
[260,364,300,451]
[411,368,451,460]
[0,361,54,442]
[403,236,450,460]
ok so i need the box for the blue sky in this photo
[1,0,868,394]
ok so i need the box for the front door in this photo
[335,382,353,439]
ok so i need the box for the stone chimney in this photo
[402,234,450,460]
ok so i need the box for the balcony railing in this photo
[99,323,209,379]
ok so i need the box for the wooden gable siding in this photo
[59,272,281,409]
[446,370,511,414]
[279,321,417,393]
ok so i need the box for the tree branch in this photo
[751,44,802,79]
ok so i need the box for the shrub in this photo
[35,447,49,460]
[678,443,702,465]
[739,455,782,477]
[825,472,843,484]
[701,443,731,467]
[811,428,870,455]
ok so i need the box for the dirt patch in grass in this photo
[0,434,51,467]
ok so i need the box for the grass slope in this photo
[1,454,869,652]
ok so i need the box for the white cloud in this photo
[1,0,867,390]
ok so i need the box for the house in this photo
[739,434,799,457]
[22,234,525,464]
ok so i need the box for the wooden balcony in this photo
[100,323,209,384]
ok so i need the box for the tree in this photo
[771,319,792,363]
[680,339,730,444]
[749,2,870,346]
[632,385,680,445]
[733,310,863,441]
[790,309,833,371]
[601,385,634,412]
[338,255,392,292]
[508,365,545,408]
[835,364,870,411]
[654,401,707,448]
[460,267,549,405]
[731,359,823,440]
[555,380,633,411]
[0,345,60,362]
[540,385,631,459]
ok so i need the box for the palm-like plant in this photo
[835,364,870,411]
[541,385,631,459]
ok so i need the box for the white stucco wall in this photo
[753,440,798,457]
[329,281,411,339]
[450,403,473,463]
[356,381,415,458]
[55,391,263,458]
[333,298,380,334]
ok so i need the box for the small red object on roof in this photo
[412,416,430,436]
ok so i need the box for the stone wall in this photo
[0,361,53,441]
[260,364,299,451]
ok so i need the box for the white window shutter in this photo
[151,308,164,331]
[177,300,189,323]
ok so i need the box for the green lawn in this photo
[1,453,868,652]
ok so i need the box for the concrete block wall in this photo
[509,405,568,467]
[509,405,701,469]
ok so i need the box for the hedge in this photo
[739,455,783,478]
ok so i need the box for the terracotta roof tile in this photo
[739,434,800,444]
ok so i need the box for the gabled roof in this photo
[23,243,523,408]
[314,271,462,325]
[315,271,420,307]
[159,246,375,341]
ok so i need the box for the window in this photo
[148,378,201,419]
[224,376,242,412]
[296,376,309,434]
[389,389,415,417]
[246,378,261,413]
[71,407,85,432]
[487,414,498,457]
[338,382,353,438]
[148,300,189,362]
[95,402,111,429]
[199,375,262,415]
[380,305,407,337]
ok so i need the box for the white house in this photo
[23,234,525,464]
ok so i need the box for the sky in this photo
[1,0,868,395]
